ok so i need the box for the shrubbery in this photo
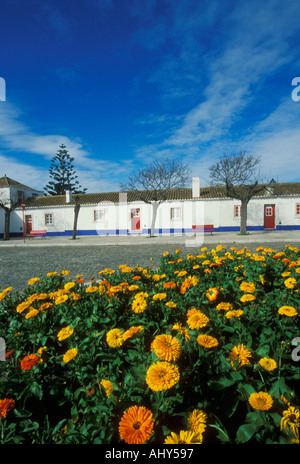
[0,244,299,444]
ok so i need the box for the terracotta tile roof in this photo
[0,175,42,192]
[21,182,300,208]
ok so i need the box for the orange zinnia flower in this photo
[0,398,15,419]
[119,405,154,444]
[20,354,41,370]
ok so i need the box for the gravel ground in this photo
[0,241,296,294]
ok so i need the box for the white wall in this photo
[8,195,300,236]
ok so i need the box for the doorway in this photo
[131,208,141,231]
[264,204,275,229]
[25,215,32,234]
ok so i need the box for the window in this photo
[94,209,105,222]
[234,205,241,217]
[296,204,300,216]
[170,207,181,220]
[45,213,53,226]
[17,190,24,203]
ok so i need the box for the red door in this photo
[264,205,275,229]
[25,215,32,234]
[131,209,140,230]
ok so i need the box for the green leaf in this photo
[30,382,43,400]
[208,377,235,390]
[236,423,257,443]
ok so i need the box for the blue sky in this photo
[0,0,299,193]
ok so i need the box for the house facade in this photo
[1,176,300,238]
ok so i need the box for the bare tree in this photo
[209,151,266,235]
[120,158,191,237]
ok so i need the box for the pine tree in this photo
[44,144,87,195]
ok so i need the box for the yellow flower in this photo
[16,300,31,313]
[216,302,233,311]
[284,277,297,289]
[172,323,190,341]
[123,325,144,341]
[131,292,148,313]
[152,293,167,300]
[85,286,98,293]
[187,409,207,436]
[25,308,39,319]
[164,430,202,444]
[240,294,256,303]
[187,308,209,329]
[165,301,177,308]
[63,348,78,363]
[64,281,76,290]
[278,306,298,317]
[197,334,218,348]
[28,277,40,285]
[128,285,139,291]
[55,294,69,305]
[57,326,74,341]
[259,357,277,371]
[240,282,256,293]
[248,392,273,411]
[152,334,181,362]
[225,310,244,319]
[106,328,124,348]
[146,361,180,391]
[47,272,57,276]
[99,379,114,398]
[280,406,299,442]
[230,344,251,369]
[177,270,187,277]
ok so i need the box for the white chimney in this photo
[192,177,200,198]
[66,190,72,203]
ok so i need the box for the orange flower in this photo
[0,398,15,419]
[119,405,154,444]
[206,287,218,301]
[20,354,41,370]
[163,281,176,289]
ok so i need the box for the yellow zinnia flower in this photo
[187,308,209,329]
[28,277,40,285]
[55,294,69,305]
[63,348,78,363]
[25,308,39,319]
[99,379,114,398]
[225,310,244,319]
[164,430,202,444]
[152,293,167,300]
[259,357,277,371]
[187,409,207,436]
[57,326,74,341]
[240,294,256,303]
[146,361,180,391]
[278,306,298,317]
[248,392,273,411]
[152,334,181,362]
[197,334,218,348]
[230,344,251,369]
[239,282,255,293]
[281,406,299,442]
[106,328,124,348]
[284,277,297,289]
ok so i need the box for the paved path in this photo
[0,230,299,293]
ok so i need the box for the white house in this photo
[0,175,43,238]
[1,175,300,238]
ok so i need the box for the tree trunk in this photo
[150,202,160,237]
[240,199,249,235]
[3,209,10,240]
[72,203,80,240]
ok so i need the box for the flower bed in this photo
[0,244,299,444]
